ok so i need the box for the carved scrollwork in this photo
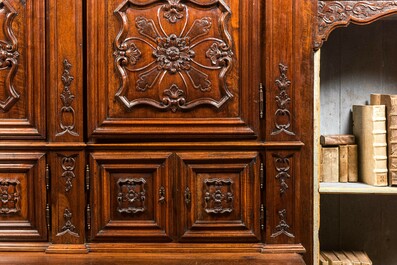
[114,0,234,112]
[0,1,20,112]
[117,178,146,214]
[272,63,295,136]
[0,178,20,214]
[56,59,79,137]
[271,209,295,238]
[61,155,77,192]
[315,1,397,49]
[204,178,234,214]
[273,153,293,195]
[56,208,79,237]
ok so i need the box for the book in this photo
[333,251,352,265]
[352,251,372,265]
[339,145,348,183]
[347,144,358,182]
[342,251,361,265]
[321,251,342,265]
[370,94,397,186]
[352,105,388,186]
[320,134,356,146]
[320,147,339,182]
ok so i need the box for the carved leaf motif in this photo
[204,178,234,214]
[136,67,162,91]
[185,17,212,41]
[163,1,185,23]
[135,16,160,42]
[57,208,79,237]
[162,84,186,112]
[186,66,212,92]
[206,42,233,66]
[117,178,146,214]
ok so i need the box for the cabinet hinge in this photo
[86,204,91,230]
[260,204,265,231]
[259,83,264,119]
[260,162,264,190]
[45,164,50,191]
[46,203,51,231]
[85,164,90,191]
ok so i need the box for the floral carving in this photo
[0,179,20,214]
[56,208,79,237]
[204,178,234,214]
[273,153,293,195]
[271,209,294,238]
[0,1,20,112]
[60,155,77,192]
[114,0,233,112]
[117,178,146,214]
[315,1,397,49]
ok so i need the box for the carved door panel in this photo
[89,152,174,242]
[0,152,47,241]
[177,152,261,242]
[87,0,261,140]
[0,0,45,138]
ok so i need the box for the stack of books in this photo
[320,250,372,265]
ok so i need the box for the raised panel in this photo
[0,0,45,138]
[0,152,47,241]
[177,151,261,242]
[87,0,261,139]
[89,152,173,242]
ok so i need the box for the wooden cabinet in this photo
[0,0,315,264]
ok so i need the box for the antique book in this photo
[352,251,372,265]
[370,94,397,186]
[339,145,348,183]
[342,251,361,265]
[320,147,339,182]
[320,134,356,146]
[352,105,388,186]
[347,144,358,182]
[321,251,342,265]
[333,251,352,265]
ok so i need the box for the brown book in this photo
[320,253,329,265]
[333,251,352,265]
[352,105,388,186]
[339,145,348,183]
[347,144,358,182]
[321,135,356,146]
[321,251,342,265]
[321,147,339,182]
[352,251,372,265]
[371,93,397,186]
[342,251,361,265]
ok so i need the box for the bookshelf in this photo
[315,16,397,265]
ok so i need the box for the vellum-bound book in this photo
[352,105,388,186]
[371,94,397,185]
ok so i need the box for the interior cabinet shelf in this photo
[319,182,397,195]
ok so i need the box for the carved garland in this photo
[56,59,79,137]
[0,1,20,112]
[272,63,295,136]
[0,178,20,214]
[204,178,234,214]
[56,208,79,237]
[315,1,397,49]
[114,0,234,112]
[117,178,146,214]
[61,155,77,192]
[273,153,293,195]
[271,209,295,238]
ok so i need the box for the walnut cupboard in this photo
[0,0,317,264]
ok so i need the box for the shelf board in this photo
[319,182,397,194]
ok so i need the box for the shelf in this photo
[319,182,397,194]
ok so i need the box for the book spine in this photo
[371,106,388,185]
[347,144,358,182]
[387,97,397,186]
[320,147,339,183]
[339,145,348,183]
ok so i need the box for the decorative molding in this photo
[271,209,294,238]
[60,155,77,192]
[273,153,293,195]
[56,59,79,137]
[0,178,20,214]
[272,63,295,136]
[0,1,20,112]
[204,178,234,214]
[315,1,397,49]
[114,0,233,112]
[117,178,146,214]
[56,208,79,237]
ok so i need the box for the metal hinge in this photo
[86,204,91,230]
[85,164,90,191]
[259,83,264,119]
[45,164,50,190]
[260,162,264,190]
[46,203,51,231]
[260,204,265,231]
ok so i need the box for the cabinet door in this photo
[0,0,45,138]
[0,152,47,241]
[89,152,174,242]
[87,0,261,140]
[177,152,261,242]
